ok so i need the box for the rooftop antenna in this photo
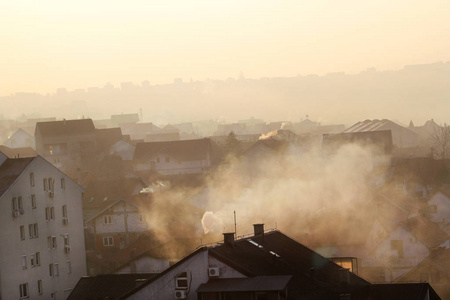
[234,210,237,240]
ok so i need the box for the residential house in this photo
[365,215,449,282]
[323,130,393,155]
[108,139,136,161]
[0,152,86,299]
[120,123,160,141]
[427,188,450,231]
[395,248,450,299]
[344,119,419,148]
[4,128,35,149]
[133,138,217,175]
[120,224,441,300]
[35,119,97,172]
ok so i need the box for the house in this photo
[395,248,450,299]
[35,119,97,172]
[365,215,449,282]
[111,113,140,126]
[95,127,123,154]
[427,188,450,230]
[133,138,217,175]
[4,128,35,149]
[67,273,156,300]
[108,139,136,161]
[0,152,86,299]
[120,123,161,141]
[120,224,441,300]
[344,119,419,148]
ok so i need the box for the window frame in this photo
[103,236,114,246]
[31,194,36,209]
[30,173,34,187]
[19,283,29,298]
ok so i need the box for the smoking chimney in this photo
[223,232,235,246]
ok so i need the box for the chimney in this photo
[339,268,350,285]
[223,232,235,246]
[253,223,264,237]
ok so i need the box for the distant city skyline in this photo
[1,0,450,96]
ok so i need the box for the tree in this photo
[430,124,450,160]
[224,131,241,156]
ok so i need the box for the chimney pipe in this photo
[253,223,264,237]
[223,232,235,246]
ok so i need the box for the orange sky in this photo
[1,0,450,96]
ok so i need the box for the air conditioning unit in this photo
[48,191,54,198]
[174,290,187,299]
[12,210,20,217]
[64,245,71,253]
[62,217,69,225]
[208,267,220,277]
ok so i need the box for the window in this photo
[46,207,55,221]
[20,226,25,240]
[51,292,56,300]
[48,236,57,249]
[30,173,34,187]
[43,178,48,191]
[175,272,188,289]
[139,214,145,222]
[31,252,40,267]
[19,283,29,298]
[54,263,59,276]
[49,264,53,277]
[391,240,404,258]
[62,205,68,217]
[18,196,23,211]
[103,236,114,246]
[61,178,65,190]
[29,223,38,238]
[63,234,69,247]
[66,260,71,274]
[22,255,27,269]
[31,195,36,209]
[12,197,18,211]
[49,177,53,191]
[37,280,43,295]
[103,215,112,224]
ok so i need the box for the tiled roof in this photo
[0,157,35,198]
[67,273,156,300]
[35,119,95,137]
[346,283,441,300]
[133,138,212,162]
[344,119,390,133]
[399,215,449,248]
[96,127,123,151]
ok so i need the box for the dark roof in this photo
[82,178,146,210]
[390,157,448,185]
[35,119,95,137]
[209,231,368,287]
[133,138,212,162]
[0,157,35,198]
[347,283,441,300]
[197,275,292,292]
[399,215,449,248]
[96,127,123,150]
[67,274,157,300]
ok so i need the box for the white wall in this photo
[428,192,450,224]
[0,156,86,300]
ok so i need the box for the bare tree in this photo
[430,123,450,159]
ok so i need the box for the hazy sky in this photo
[1,0,449,96]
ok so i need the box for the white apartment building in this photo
[0,152,87,299]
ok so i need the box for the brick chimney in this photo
[223,232,235,246]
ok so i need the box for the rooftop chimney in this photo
[253,223,264,237]
[223,232,235,246]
